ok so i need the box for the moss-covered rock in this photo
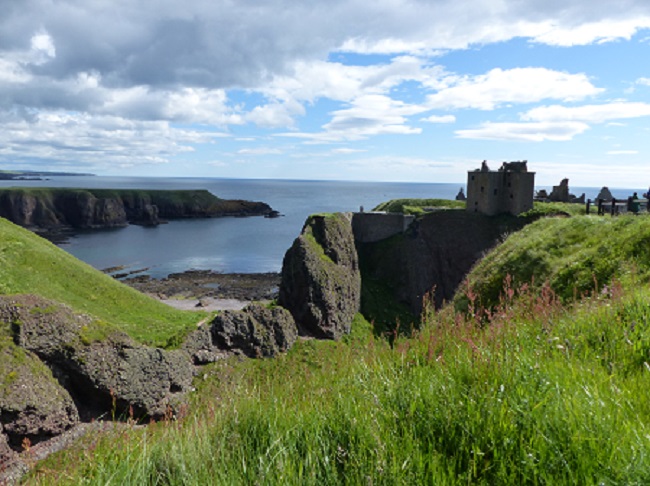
[0,342,79,449]
[2,295,194,420]
[279,213,361,339]
[210,303,297,358]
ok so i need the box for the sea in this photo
[0,176,641,278]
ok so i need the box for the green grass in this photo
[373,198,465,215]
[0,217,203,347]
[456,213,650,312]
[17,208,650,484]
[28,282,650,484]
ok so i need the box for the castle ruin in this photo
[466,160,535,216]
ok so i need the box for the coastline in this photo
[117,269,280,309]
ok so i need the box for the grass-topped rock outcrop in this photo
[279,213,361,339]
[3,295,195,421]
[0,187,274,230]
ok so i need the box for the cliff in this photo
[358,210,528,320]
[0,188,273,230]
[279,213,361,339]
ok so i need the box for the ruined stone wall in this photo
[351,212,416,243]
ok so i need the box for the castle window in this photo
[480,186,484,193]
[493,189,498,196]
[471,175,475,181]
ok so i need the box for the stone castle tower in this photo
[466,160,535,216]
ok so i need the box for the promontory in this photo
[0,187,275,230]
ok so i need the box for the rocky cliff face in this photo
[0,188,273,230]
[358,210,528,316]
[279,213,361,340]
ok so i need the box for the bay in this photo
[0,176,641,278]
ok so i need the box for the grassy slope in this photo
[456,213,650,311]
[27,211,650,484]
[0,217,202,347]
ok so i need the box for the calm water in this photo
[0,176,640,277]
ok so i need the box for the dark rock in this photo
[358,211,529,315]
[182,325,227,365]
[70,337,194,418]
[279,213,361,339]
[0,422,18,468]
[0,342,78,449]
[3,295,194,420]
[210,304,297,358]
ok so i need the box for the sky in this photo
[2,1,650,187]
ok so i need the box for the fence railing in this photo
[586,198,649,215]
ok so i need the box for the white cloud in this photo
[237,147,283,155]
[426,68,602,110]
[523,102,650,123]
[0,111,221,170]
[331,148,367,154]
[30,31,56,60]
[421,114,456,123]
[607,150,638,155]
[281,94,425,142]
[456,121,590,141]
[531,18,650,47]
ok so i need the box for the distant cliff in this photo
[0,188,273,229]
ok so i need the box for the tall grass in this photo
[28,276,650,484]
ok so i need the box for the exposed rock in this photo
[68,337,194,418]
[210,304,297,358]
[0,343,79,449]
[279,213,361,339]
[181,325,227,365]
[2,295,194,420]
[0,422,18,469]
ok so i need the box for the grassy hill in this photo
[455,213,650,312]
[24,210,650,484]
[0,217,202,347]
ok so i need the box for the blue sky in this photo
[2,1,650,187]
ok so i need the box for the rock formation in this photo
[0,188,274,230]
[211,304,297,358]
[2,295,194,421]
[279,213,361,339]
[0,343,78,449]
[182,304,297,362]
[0,422,18,469]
